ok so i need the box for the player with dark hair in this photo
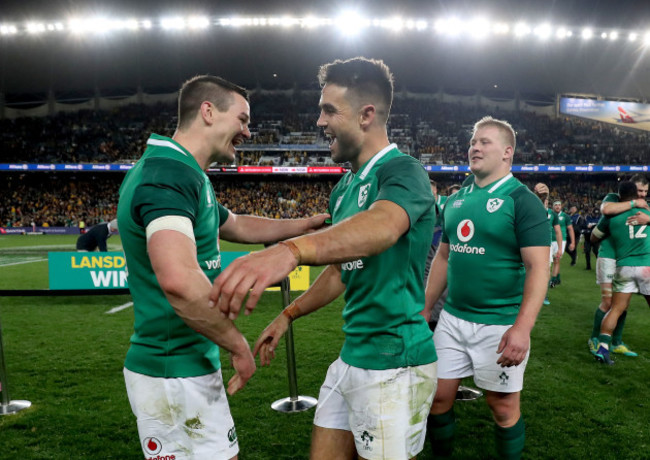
[591,180,650,364]
[118,74,327,460]
[587,174,649,358]
[424,116,549,460]
[210,57,437,459]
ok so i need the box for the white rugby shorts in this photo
[612,265,650,295]
[124,368,239,460]
[434,310,528,393]
[313,357,437,460]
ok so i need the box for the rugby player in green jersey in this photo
[534,183,562,305]
[588,174,649,358]
[549,200,575,287]
[423,117,550,460]
[591,180,650,364]
[210,57,437,460]
[118,75,328,460]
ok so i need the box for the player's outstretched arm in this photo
[602,199,649,216]
[253,264,345,366]
[219,212,330,244]
[210,199,410,320]
[496,245,548,368]
[149,229,255,395]
[422,242,449,321]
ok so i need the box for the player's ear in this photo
[359,104,376,128]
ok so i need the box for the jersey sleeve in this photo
[217,202,230,226]
[512,187,550,247]
[375,156,434,228]
[131,157,204,228]
[595,215,610,235]
[602,193,619,204]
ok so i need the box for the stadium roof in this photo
[3,0,650,100]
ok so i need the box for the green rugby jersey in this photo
[547,209,560,242]
[441,174,549,325]
[434,195,448,227]
[595,209,650,266]
[328,144,437,370]
[598,193,620,259]
[555,210,571,241]
[118,134,230,378]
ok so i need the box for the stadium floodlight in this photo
[335,10,368,36]
[415,20,427,31]
[556,27,569,39]
[493,22,510,35]
[26,22,46,34]
[581,28,593,39]
[380,17,404,33]
[514,22,531,37]
[468,17,490,40]
[280,16,299,28]
[434,17,463,37]
[644,32,650,45]
[534,24,552,40]
[161,16,186,30]
[187,16,209,30]
[629,32,638,41]
[301,16,320,28]
[609,31,618,40]
[0,25,18,35]
[124,19,139,31]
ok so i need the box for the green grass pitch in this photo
[0,235,648,459]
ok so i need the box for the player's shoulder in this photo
[602,192,620,203]
[141,156,204,185]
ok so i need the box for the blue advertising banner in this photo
[559,97,650,131]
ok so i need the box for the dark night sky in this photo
[2,1,650,99]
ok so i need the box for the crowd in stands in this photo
[0,172,629,229]
[2,91,649,166]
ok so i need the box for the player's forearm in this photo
[283,265,346,321]
[601,200,646,216]
[164,271,251,356]
[221,214,323,244]
[424,245,449,317]
[285,201,407,266]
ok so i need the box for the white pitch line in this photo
[0,258,48,267]
[106,302,133,314]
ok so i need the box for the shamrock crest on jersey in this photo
[358,183,371,207]
[486,198,504,213]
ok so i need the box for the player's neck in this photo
[474,170,511,188]
[350,132,390,173]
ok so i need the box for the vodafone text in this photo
[450,243,486,255]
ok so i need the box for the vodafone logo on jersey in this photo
[457,219,475,242]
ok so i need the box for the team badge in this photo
[358,184,371,207]
[456,219,475,242]
[486,198,504,213]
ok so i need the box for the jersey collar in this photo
[358,143,397,180]
[468,173,513,194]
[147,134,190,157]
